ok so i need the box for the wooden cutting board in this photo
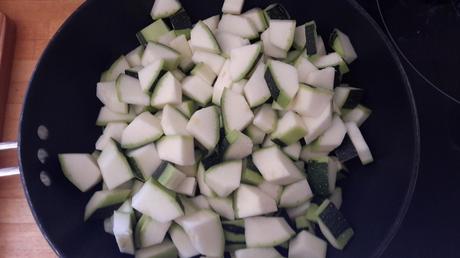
[0,12,14,137]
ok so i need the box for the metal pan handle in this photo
[0,141,19,177]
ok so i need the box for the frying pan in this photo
[0,0,420,257]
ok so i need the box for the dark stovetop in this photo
[356,0,460,257]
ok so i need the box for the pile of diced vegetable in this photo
[58,0,374,257]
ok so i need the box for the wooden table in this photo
[0,1,83,257]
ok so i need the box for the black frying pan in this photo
[8,0,420,257]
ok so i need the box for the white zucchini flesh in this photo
[269,20,296,51]
[126,143,162,180]
[157,164,187,190]
[135,240,178,258]
[312,52,346,69]
[287,201,311,219]
[132,178,183,223]
[224,131,253,160]
[176,210,225,257]
[151,72,182,108]
[172,69,187,82]
[294,55,318,84]
[306,67,335,90]
[192,50,226,75]
[244,216,295,247]
[282,142,302,160]
[243,62,271,107]
[245,124,266,145]
[169,35,194,71]
[126,45,144,67]
[243,8,269,32]
[202,15,220,34]
[116,74,150,106]
[235,184,278,218]
[253,104,277,133]
[190,195,211,210]
[113,211,135,255]
[331,29,358,64]
[258,180,283,203]
[205,160,242,197]
[156,135,196,166]
[302,104,333,144]
[293,84,333,117]
[222,0,244,14]
[342,104,371,126]
[212,60,233,105]
[231,79,247,95]
[289,230,327,258]
[161,104,190,136]
[169,224,200,258]
[175,177,197,196]
[150,0,181,19]
[191,62,217,85]
[197,163,216,197]
[271,111,308,145]
[299,145,329,162]
[157,30,177,46]
[121,112,164,149]
[252,146,304,185]
[84,189,131,221]
[97,81,128,114]
[137,19,171,45]
[97,139,134,189]
[138,59,164,92]
[191,21,221,54]
[101,55,130,82]
[345,122,374,164]
[312,115,347,152]
[330,187,343,209]
[267,60,299,108]
[235,248,283,258]
[181,75,213,106]
[186,106,220,150]
[207,196,235,220]
[279,179,313,208]
[218,14,258,39]
[141,42,180,69]
[173,100,196,120]
[216,32,250,56]
[221,88,254,132]
[58,154,101,192]
[104,216,114,235]
[172,163,197,179]
[261,29,287,59]
[316,36,327,56]
[135,215,171,248]
[230,42,262,82]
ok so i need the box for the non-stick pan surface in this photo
[19,0,420,257]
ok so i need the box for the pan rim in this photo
[17,0,420,257]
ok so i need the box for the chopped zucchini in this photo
[315,199,354,250]
[252,146,304,185]
[121,112,164,149]
[132,178,183,222]
[58,154,101,192]
[150,0,182,19]
[265,60,299,108]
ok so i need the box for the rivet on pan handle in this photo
[0,141,19,177]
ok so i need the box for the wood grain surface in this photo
[0,12,15,137]
[0,1,84,257]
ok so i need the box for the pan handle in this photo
[0,141,19,177]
